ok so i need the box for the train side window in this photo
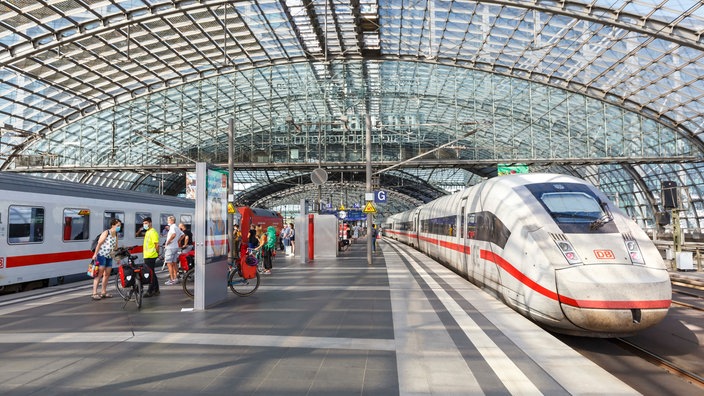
[62,208,90,241]
[8,206,45,244]
[467,213,477,239]
[103,211,125,239]
[135,212,151,238]
[180,214,192,232]
[160,213,173,236]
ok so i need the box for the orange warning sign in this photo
[362,201,376,213]
[227,203,236,214]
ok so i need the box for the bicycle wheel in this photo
[182,268,195,298]
[229,266,259,296]
[134,277,143,309]
[114,272,129,300]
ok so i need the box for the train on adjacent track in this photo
[0,172,196,293]
[0,173,287,294]
[383,173,672,337]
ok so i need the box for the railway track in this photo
[671,282,704,311]
[611,337,704,390]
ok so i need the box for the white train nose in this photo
[555,264,671,335]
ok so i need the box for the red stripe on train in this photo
[5,246,144,268]
[6,251,93,267]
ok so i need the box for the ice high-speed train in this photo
[383,173,671,337]
[0,172,195,293]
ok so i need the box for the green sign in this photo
[497,164,529,176]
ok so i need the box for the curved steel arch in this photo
[2,1,704,226]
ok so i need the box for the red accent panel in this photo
[308,214,314,260]
[6,250,93,268]
[559,297,671,309]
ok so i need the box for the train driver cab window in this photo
[540,192,602,224]
[103,211,125,239]
[135,212,151,238]
[180,214,192,232]
[62,208,90,241]
[8,206,45,244]
[160,213,173,236]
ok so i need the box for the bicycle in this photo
[249,248,265,273]
[113,246,153,309]
[181,248,260,298]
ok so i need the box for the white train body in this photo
[385,173,671,337]
[0,173,194,292]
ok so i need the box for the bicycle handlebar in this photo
[114,245,139,259]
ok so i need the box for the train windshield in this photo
[540,192,602,223]
[525,182,617,233]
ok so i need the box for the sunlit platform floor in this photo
[0,238,637,395]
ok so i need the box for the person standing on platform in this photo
[142,217,160,297]
[281,223,292,255]
[248,224,259,249]
[371,224,378,252]
[352,224,360,244]
[178,223,193,253]
[164,216,183,286]
[255,226,276,274]
[91,219,121,300]
[289,223,295,255]
[232,224,242,259]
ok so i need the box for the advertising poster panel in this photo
[205,169,228,263]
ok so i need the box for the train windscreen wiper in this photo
[589,201,614,230]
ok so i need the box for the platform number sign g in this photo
[374,190,387,204]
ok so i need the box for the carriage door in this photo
[413,209,421,248]
[459,198,468,276]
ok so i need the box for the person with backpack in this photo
[255,225,277,274]
[90,219,121,300]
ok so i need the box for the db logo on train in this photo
[0,257,4,268]
[593,249,615,259]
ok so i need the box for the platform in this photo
[0,238,640,395]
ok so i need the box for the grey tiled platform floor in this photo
[0,238,637,395]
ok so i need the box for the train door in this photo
[412,209,420,248]
[459,197,468,276]
[467,212,482,286]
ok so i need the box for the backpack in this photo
[265,226,277,250]
[90,230,106,252]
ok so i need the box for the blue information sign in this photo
[374,190,387,203]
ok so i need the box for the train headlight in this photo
[625,240,644,265]
[554,240,582,265]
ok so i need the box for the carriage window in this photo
[420,215,457,236]
[160,213,173,236]
[62,208,90,241]
[135,212,151,238]
[9,206,45,244]
[466,211,510,249]
[467,213,477,239]
[103,211,125,238]
[180,214,192,232]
